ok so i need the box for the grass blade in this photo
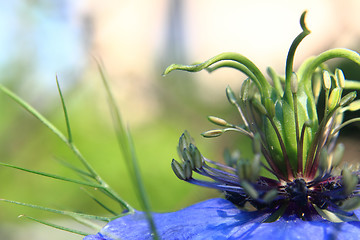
[19,215,91,236]
[81,188,119,216]
[56,75,73,143]
[97,59,159,239]
[0,162,103,189]
[0,82,134,212]
[1,199,111,222]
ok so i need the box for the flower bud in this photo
[252,133,262,154]
[331,143,345,168]
[252,99,267,116]
[201,129,223,138]
[226,85,237,105]
[240,181,259,199]
[184,160,193,180]
[328,88,341,112]
[240,78,251,101]
[335,68,346,88]
[312,71,322,101]
[340,91,357,107]
[208,116,229,127]
[171,159,186,180]
[323,70,332,90]
[291,72,298,94]
[318,148,329,173]
[264,98,275,119]
[348,99,360,112]
[341,167,358,195]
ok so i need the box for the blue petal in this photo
[83,198,360,240]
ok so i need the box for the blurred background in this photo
[0,0,360,239]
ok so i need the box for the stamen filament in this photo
[297,123,308,176]
[268,118,294,180]
[292,92,301,174]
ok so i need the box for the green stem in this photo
[164,52,271,98]
[331,117,360,136]
[97,61,159,239]
[0,199,111,222]
[284,11,310,104]
[301,49,360,85]
[205,61,257,82]
[345,80,360,89]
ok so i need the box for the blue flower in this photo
[84,198,360,240]
[84,11,360,240]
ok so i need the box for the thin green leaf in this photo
[56,75,73,143]
[81,188,119,216]
[54,157,94,179]
[1,199,111,222]
[0,83,97,179]
[0,162,102,189]
[0,82,134,212]
[71,214,104,232]
[19,215,90,236]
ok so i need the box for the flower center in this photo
[285,178,308,206]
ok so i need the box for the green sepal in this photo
[340,196,360,211]
[262,203,288,223]
[339,196,360,212]
[313,204,359,222]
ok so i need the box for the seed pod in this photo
[226,85,237,105]
[263,189,278,204]
[318,148,329,173]
[252,99,267,116]
[323,70,332,90]
[237,160,247,180]
[328,88,341,112]
[339,196,360,211]
[348,99,360,112]
[340,91,357,107]
[184,160,193,180]
[240,78,251,101]
[178,134,187,153]
[171,159,186,180]
[291,72,298,94]
[252,133,262,154]
[191,146,203,169]
[208,116,229,127]
[241,181,259,199]
[341,167,358,195]
[335,68,346,88]
[224,149,240,167]
[201,129,223,138]
[264,98,275,119]
[331,143,345,168]
[312,71,322,102]
[250,154,261,182]
[182,148,194,169]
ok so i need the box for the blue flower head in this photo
[85,11,360,240]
